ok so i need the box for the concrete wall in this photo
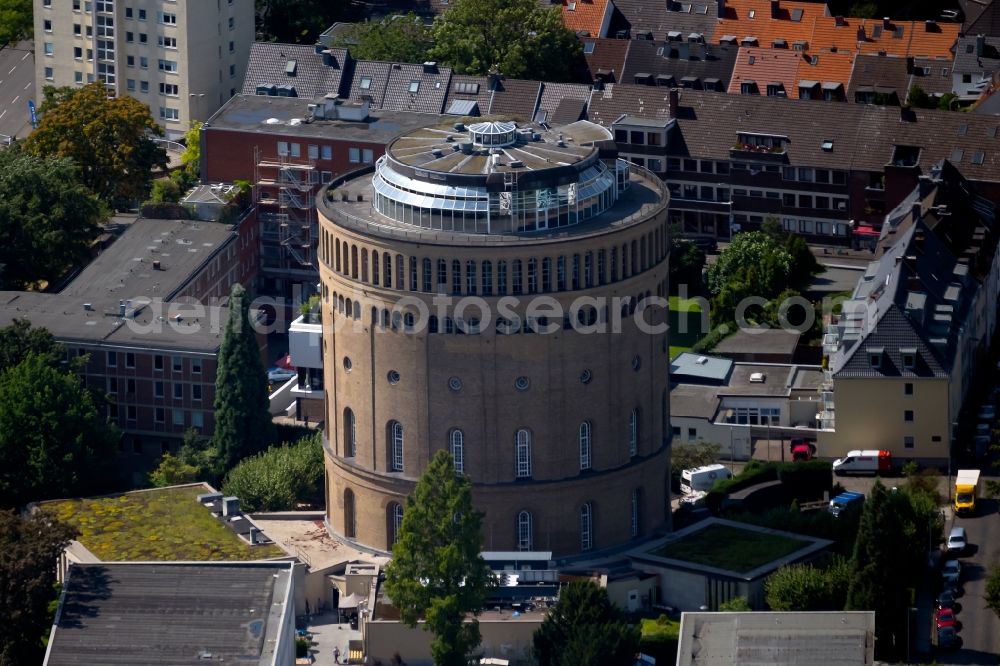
[366,618,541,666]
[606,575,658,612]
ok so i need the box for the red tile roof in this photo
[715,0,826,46]
[582,37,631,82]
[728,46,803,98]
[795,49,854,90]
[809,16,959,59]
[560,0,614,37]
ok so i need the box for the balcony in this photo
[729,142,788,162]
[289,314,323,370]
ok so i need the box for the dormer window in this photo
[868,346,884,369]
[901,347,917,370]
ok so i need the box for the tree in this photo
[0,510,77,665]
[533,579,640,666]
[148,178,182,204]
[25,83,168,205]
[719,596,751,612]
[221,433,323,511]
[211,283,273,471]
[669,238,707,294]
[431,0,584,82]
[384,451,495,666]
[765,557,851,611]
[255,0,360,42]
[906,85,935,109]
[0,0,32,46]
[0,320,71,372]
[148,453,201,487]
[986,566,1000,620]
[707,231,792,298]
[0,147,105,289]
[333,14,433,64]
[0,354,119,508]
[672,441,721,473]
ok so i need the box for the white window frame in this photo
[579,421,592,470]
[517,510,533,551]
[390,421,404,471]
[345,408,356,457]
[515,429,532,477]
[450,429,464,473]
[580,502,593,551]
[390,503,403,545]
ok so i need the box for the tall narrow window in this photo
[482,260,493,296]
[344,489,356,538]
[372,250,380,285]
[497,260,508,295]
[450,429,465,474]
[409,256,418,291]
[579,421,592,470]
[512,260,523,295]
[584,252,593,288]
[344,408,356,457]
[437,259,448,292]
[631,489,640,537]
[389,421,404,471]
[527,258,538,294]
[422,257,432,292]
[557,256,566,291]
[517,510,533,551]
[580,502,593,551]
[452,259,462,295]
[542,257,552,292]
[515,429,532,477]
[466,260,477,295]
[384,253,392,288]
[388,502,403,547]
[629,408,639,457]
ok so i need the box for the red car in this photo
[936,608,960,631]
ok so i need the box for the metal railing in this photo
[153,137,185,154]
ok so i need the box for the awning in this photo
[798,80,819,88]
[339,593,364,609]
[822,81,843,90]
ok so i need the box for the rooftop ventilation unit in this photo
[749,372,766,383]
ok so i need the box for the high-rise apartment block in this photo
[34,0,254,139]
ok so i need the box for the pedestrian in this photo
[333,646,340,664]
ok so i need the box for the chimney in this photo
[883,16,891,29]
[977,34,986,57]
[488,72,502,91]
[153,260,162,270]
[314,44,324,55]
[900,104,915,122]
[118,300,126,317]
[857,25,866,41]
[770,0,780,18]
[668,87,679,118]
[322,50,337,68]
[924,19,937,31]
[422,61,438,74]
[717,0,725,19]
[222,496,240,516]
[835,15,845,26]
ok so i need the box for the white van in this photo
[680,464,731,494]
[832,449,892,475]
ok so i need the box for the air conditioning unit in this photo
[749,372,766,383]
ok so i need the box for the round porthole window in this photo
[343,356,352,372]
[387,370,401,385]
[632,355,642,371]
[514,376,530,392]
[448,376,463,392]
[580,369,593,385]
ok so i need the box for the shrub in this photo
[221,433,323,512]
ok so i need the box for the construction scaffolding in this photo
[254,146,318,278]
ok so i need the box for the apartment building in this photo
[34,0,254,139]
[818,161,1000,462]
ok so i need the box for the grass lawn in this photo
[640,615,680,641]
[41,486,284,561]
[650,524,809,574]
[669,345,690,360]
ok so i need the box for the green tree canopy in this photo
[0,320,72,372]
[430,0,584,82]
[255,0,359,42]
[25,83,168,205]
[0,509,77,665]
[221,433,323,511]
[533,579,640,666]
[333,14,433,64]
[148,453,201,487]
[669,237,707,294]
[0,147,105,289]
[987,566,1000,621]
[384,451,495,666]
[0,353,118,508]
[765,557,851,611]
[0,0,32,46]
[672,441,721,473]
[211,284,273,471]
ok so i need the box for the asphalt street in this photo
[0,41,35,142]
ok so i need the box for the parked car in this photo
[935,608,961,631]
[978,404,996,420]
[942,579,964,598]
[267,367,297,384]
[937,626,962,651]
[946,527,968,555]
[942,560,963,585]
[936,589,961,612]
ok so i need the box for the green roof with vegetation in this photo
[650,524,809,574]
[40,485,284,561]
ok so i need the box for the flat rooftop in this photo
[322,166,667,246]
[206,94,446,142]
[670,352,734,384]
[675,611,876,666]
[37,485,284,561]
[713,327,802,356]
[44,561,293,666]
[0,218,236,351]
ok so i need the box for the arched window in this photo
[542,257,552,292]
[389,421,404,471]
[515,429,532,478]
[335,239,341,272]
[361,248,369,283]
[580,502,593,551]
[351,245,359,279]
[629,408,639,457]
[556,256,566,291]
[409,256,418,291]
[387,502,403,548]
[437,259,448,292]
[497,260,508,295]
[466,260,477,295]
[452,259,462,295]
[512,260,523,295]
[517,510,533,551]
[344,408,356,457]
[450,429,465,474]
[481,261,493,296]
[579,421,592,471]
[344,488,356,538]
[429,315,439,334]
[422,257,432,292]
[383,253,392,289]
[372,250,380,285]
[527,258,537,294]
[631,489,641,538]
[395,254,404,290]
[584,251,593,288]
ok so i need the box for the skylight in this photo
[821,139,834,152]
[972,150,985,165]
[360,77,372,90]
[791,8,803,21]
[409,80,420,93]
[748,8,755,18]
[584,41,595,54]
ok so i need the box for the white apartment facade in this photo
[34,0,254,139]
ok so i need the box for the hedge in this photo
[706,460,832,513]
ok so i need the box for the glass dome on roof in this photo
[468,121,518,147]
